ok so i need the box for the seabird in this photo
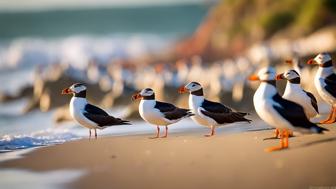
[132,88,193,138]
[307,53,336,124]
[276,69,319,118]
[62,83,130,139]
[178,82,251,137]
[249,67,327,152]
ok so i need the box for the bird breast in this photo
[188,95,211,126]
[283,85,317,118]
[70,97,97,129]
[253,84,292,129]
[314,71,336,105]
[139,100,169,126]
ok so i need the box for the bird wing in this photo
[199,99,251,124]
[272,94,323,132]
[83,113,130,127]
[84,104,109,116]
[154,101,176,112]
[303,90,319,113]
[324,73,336,98]
[199,108,251,124]
[201,99,232,113]
[154,101,193,120]
[83,104,130,126]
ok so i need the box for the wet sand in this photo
[1,125,336,189]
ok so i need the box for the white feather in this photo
[283,82,318,118]
[188,94,215,127]
[314,67,336,106]
[139,99,177,126]
[253,82,294,130]
[70,97,99,129]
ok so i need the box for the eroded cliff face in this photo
[175,0,336,61]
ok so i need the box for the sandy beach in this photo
[1,123,336,189]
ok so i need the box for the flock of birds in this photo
[61,53,335,152]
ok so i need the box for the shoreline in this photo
[0,118,268,153]
[0,124,335,189]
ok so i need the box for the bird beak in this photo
[178,86,188,93]
[132,92,142,101]
[248,75,259,81]
[61,88,73,95]
[285,59,293,65]
[276,73,285,80]
[307,59,315,65]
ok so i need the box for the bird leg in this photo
[279,129,294,138]
[89,129,92,140]
[263,128,280,140]
[149,126,160,139]
[161,126,168,138]
[320,107,336,124]
[94,129,97,139]
[204,126,215,137]
[274,128,280,138]
[264,128,294,140]
[264,129,289,152]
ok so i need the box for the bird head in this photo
[248,67,276,82]
[132,88,155,101]
[178,82,202,94]
[276,70,300,81]
[62,83,87,96]
[307,53,332,66]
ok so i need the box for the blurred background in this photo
[0,0,335,151]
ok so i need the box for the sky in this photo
[0,0,217,12]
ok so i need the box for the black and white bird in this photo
[178,82,251,137]
[132,88,193,138]
[307,53,336,124]
[249,67,327,152]
[276,69,319,119]
[62,83,130,139]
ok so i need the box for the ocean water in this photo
[0,4,209,39]
[0,4,210,92]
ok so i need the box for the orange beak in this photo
[178,86,188,93]
[61,88,73,95]
[248,75,260,81]
[285,60,293,64]
[276,73,285,80]
[307,59,315,65]
[132,92,142,101]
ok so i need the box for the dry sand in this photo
[1,125,336,189]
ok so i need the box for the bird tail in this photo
[182,109,194,118]
[234,111,252,123]
[237,111,250,116]
[310,125,328,134]
[119,119,132,125]
[187,109,195,117]
[242,117,252,123]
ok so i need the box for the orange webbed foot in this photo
[320,118,336,124]
[264,146,288,152]
[264,129,289,152]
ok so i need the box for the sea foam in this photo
[0,130,80,152]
